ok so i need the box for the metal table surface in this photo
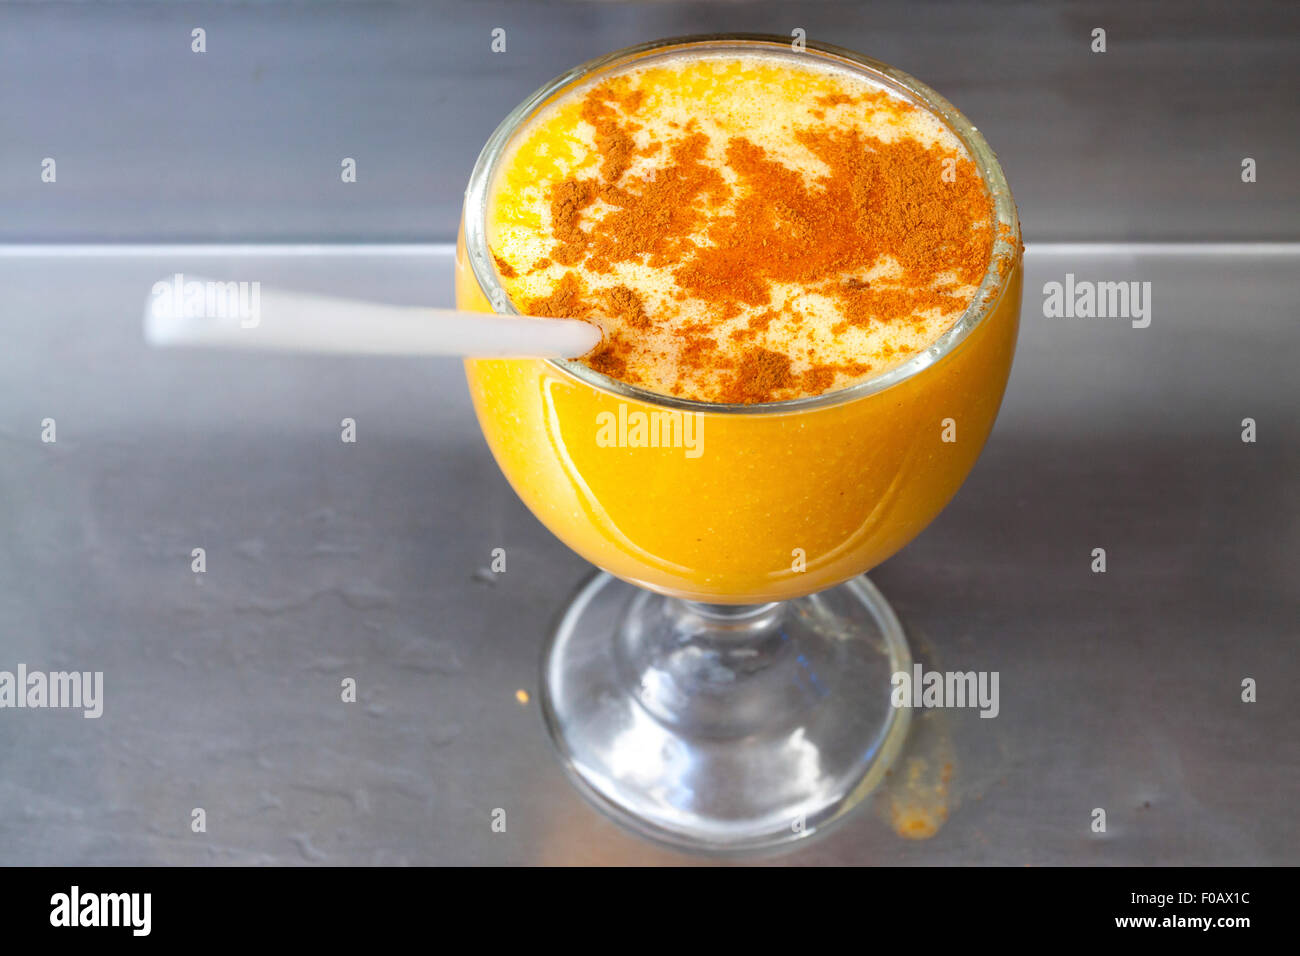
[0,244,1296,865]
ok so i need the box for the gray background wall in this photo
[1,0,1296,243]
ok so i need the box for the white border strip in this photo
[0,242,1295,258]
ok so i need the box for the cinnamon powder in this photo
[509,73,997,403]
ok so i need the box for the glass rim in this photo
[464,32,1021,415]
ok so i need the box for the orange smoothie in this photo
[459,39,1022,603]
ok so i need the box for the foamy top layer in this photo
[487,51,996,403]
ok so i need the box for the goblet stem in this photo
[541,572,913,851]
[617,595,824,740]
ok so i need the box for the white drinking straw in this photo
[143,277,602,359]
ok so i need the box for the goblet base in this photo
[540,571,913,853]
